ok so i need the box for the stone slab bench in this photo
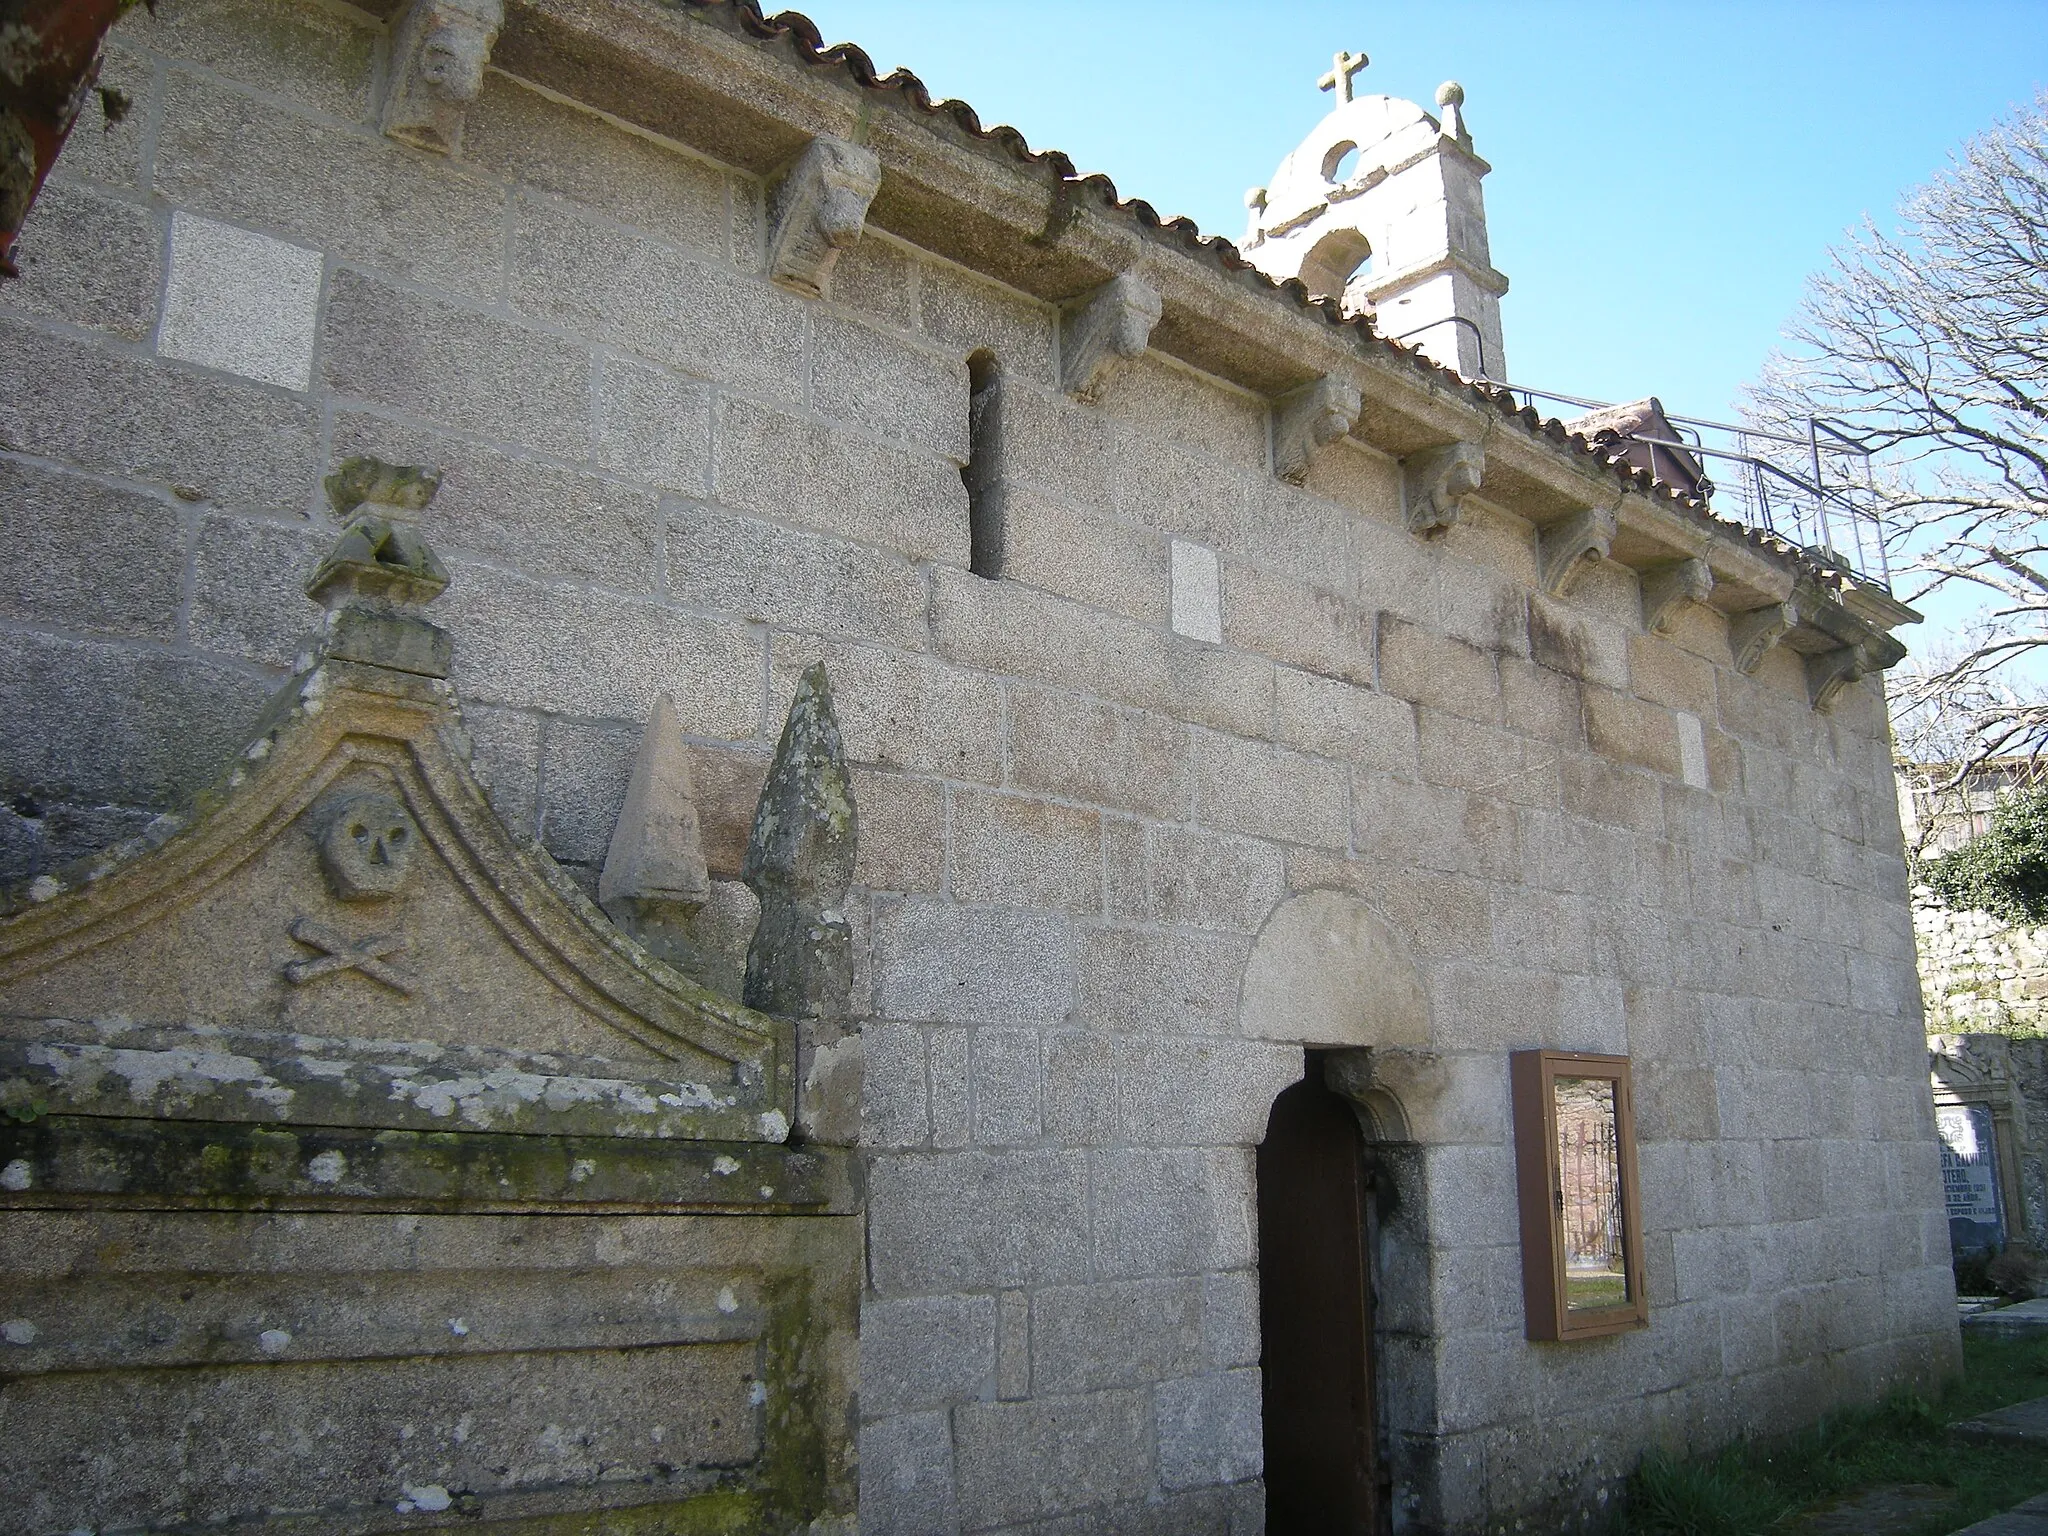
[1945,1492,2048,1535]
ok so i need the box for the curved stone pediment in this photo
[0,655,791,1140]
[0,475,792,1144]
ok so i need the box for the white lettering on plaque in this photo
[1938,1103,2003,1227]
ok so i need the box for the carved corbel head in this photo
[767,135,882,298]
[1060,274,1162,401]
[417,2,497,101]
[1537,504,1618,598]
[1729,599,1801,677]
[1639,557,1714,636]
[1274,375,1363,485]
[1402,441,1484,537]
[381,0,504,155]
[1806,633,1906,711]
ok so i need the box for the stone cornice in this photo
[492,0,1917,705]
[1359,248,1511,302]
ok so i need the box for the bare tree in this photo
[1746,94,2048,771]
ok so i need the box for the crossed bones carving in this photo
[283,916,417,997]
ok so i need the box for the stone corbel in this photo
[1537,504,1618,598]
[1274,375,1363,485]
[381,0,503,156]
[1061,273,1162,401]
[1402,441,1484,537]
[1807,634,1906,712]
[1729,600,1801,676]
[1322,1048,1415,1143]
[1639,557,1714,636]
[766,134,882,298]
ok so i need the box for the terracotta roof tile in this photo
[682,0,1869,596]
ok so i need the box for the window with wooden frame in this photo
[1510,1050,1649,1342]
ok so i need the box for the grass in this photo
[1568,1272,1631,1310]
[1616,1331,2048,1535]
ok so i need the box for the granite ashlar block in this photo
[154,73,505,299]
[0,458,184,641]
[322,271,591,458]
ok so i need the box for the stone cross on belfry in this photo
[1318,49,1368,104]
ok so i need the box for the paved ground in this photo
[1962,1300,2048,1335]
[1947,1392,2048,1535]
[1951,1395,2048,1448]
[1945,1491,2048,1535]
[1782,1484,1955,1535]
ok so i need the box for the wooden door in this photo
[1258,1068,1380,1535]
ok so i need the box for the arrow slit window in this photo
[1511,1051,1648,1341]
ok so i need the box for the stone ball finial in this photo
[1435,81,1470,145]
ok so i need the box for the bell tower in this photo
[1241,52,1509,381]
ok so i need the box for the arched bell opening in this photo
[1298,227,1373,303]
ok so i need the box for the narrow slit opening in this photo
[964,349,1004,579]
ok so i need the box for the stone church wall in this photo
[0,3,1953,1534]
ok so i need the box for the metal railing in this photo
[1386,315,1492,383]
[1502,384,1891,588]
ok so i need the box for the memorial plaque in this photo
[1938,1101,2005,1253]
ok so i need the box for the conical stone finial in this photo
[600,694,712,913]
[741,663,856,1022]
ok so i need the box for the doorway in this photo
[1258,1058,1381,1535]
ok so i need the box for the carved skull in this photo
[315,790,420,901]
[418,2,498,103]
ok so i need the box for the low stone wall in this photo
[1916,891,2048,1035]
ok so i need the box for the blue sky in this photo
[792,0,2048,428]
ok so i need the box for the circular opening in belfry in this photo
[1323,142,1360,183]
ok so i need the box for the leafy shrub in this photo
[1922,789,2048,924]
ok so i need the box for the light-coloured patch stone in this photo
[1676,709,1709,789]
[157,213,323,390]
[1171,538,1223,644]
